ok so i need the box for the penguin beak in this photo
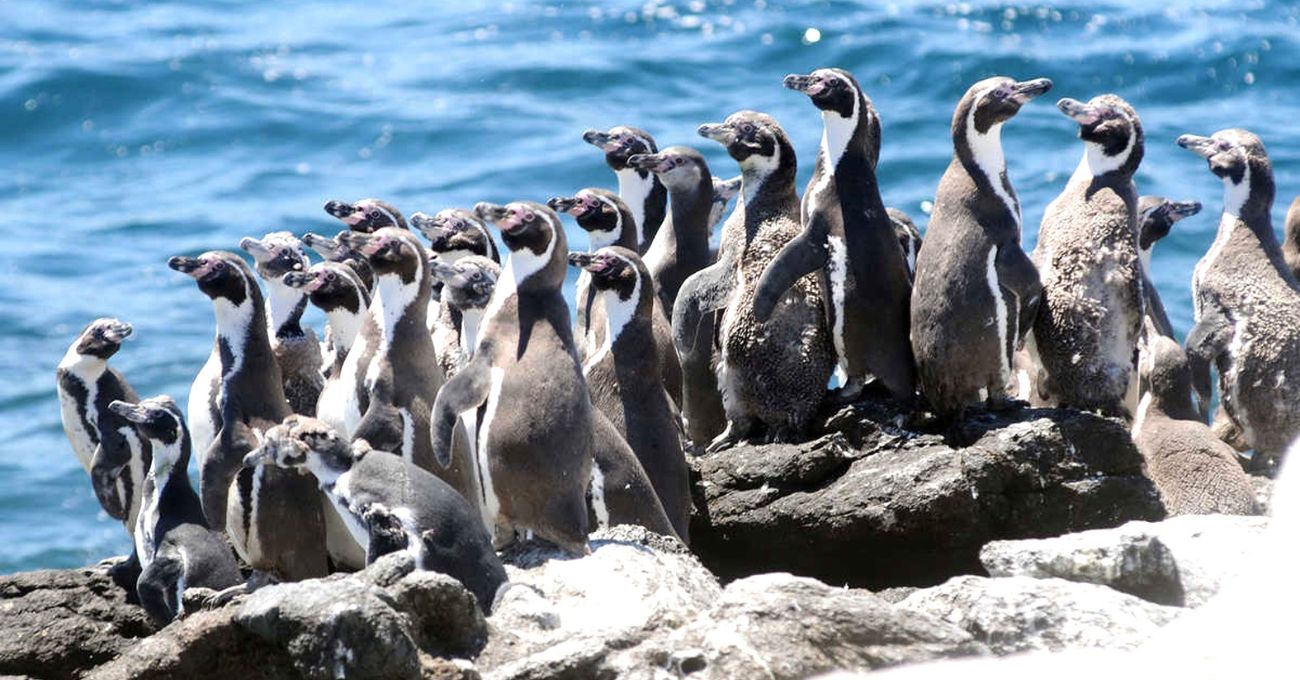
[1057,98,1105,126]
[302,233,348,261]
[324,200,362,225]
[582,129,616,152]
[698,123,734,145]
[627,153,671,173]
[783,73,823,96]
[474,202,510,223]
[1167,200,1202,221]
[714,176,742,202]
[338,232,392,258]
[547,196,579,213]
[99,320,133,344]
[239,237,274,263]
[429,260,460,283]
[108,400,148,423]
[281,270,313,291]
[168,255,218,281]
[1010,78,1053,103]
[1176,134,1219,159]
[567,251,595,269]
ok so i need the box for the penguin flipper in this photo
[430,354,492,468]
[362,505,408,563]
[994,245,1043,346]
[1185,307,1233,424]
[88,442,128,521]
[137,551,184,624]
[200,424,256,532]
[672,260,736,354]
[752,229,829,322]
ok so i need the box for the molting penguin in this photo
[110,397,241,623]
[1031,94,1145,416]
[240,232,323,416]
[324,198,407,232]
[303,232,375,291]
[1137,196,1202,338]
[887,208,922,280]
[582,126,666,253]
[1282,196,1300,281]
[430,201,591,554]
[246,416,507,613]
[626,147,716,313]
[685,111,835,449]
[755,68,917,404]
[909,76,1052,417]
[428,255,500,380]
[1178,129,1300,473]
[1131,334,1258,515]
[570,247,691,543]
[167,251,327,580]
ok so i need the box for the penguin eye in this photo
[674,157,685,166]
[523,211,536,222]
[368,209,380,219]
[213,261,226,270]
[471,272,483,281]
[326,272,336,281]
[739,122,755,134]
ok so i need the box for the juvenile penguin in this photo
[428,256,500,379]
[888,208,923,280]
[685,111,835,449]
[755,68,917,404]
[1178,129,1300,473]
[1282,196,1300,281]
[240,232,323,416]
[569,247,691,542]
[1031,94,1146,416]
[626,147,716,312]
[1132,334,1258,515]
[1137,196,1202,338]
[582,126,666,253]
[548,189,684,406]
[430,201,591,554]
[56,319,150,551]
[109,397,241,623]
[167,251,327,580]
[302,232,375,291]
[909,76,1052,417]
[710,175,742,234]
[324,198,407,232]
[246,416,507,612]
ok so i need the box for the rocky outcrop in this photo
[691,402,1166,588]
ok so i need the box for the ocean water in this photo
[2,0,1298,573]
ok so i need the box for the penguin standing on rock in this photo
[168,251,327,580]
[239,232,323,416]
[910,76,1052,417]
[582,126,667,253]
[303,232,375,291]
[430,201,592,554]
[683,111,834,449]
[1031,94,1146,417]
[110,397,241,623]
[755,68,916,404]
[1178,129,1300,473]
[324,198,407,232]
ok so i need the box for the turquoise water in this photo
[2,1,1298,572]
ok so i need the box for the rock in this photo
[897,575,1180,654]
[0,567,155,680]
[980,515,1269,607]
[1251,475,1275,515]
[387,571,488,659]
[691,402,1165,588]
[87,609,298,680]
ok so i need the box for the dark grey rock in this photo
[87,608,298,680]
[387,571,488,659]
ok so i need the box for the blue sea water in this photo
[2,0,1298,573]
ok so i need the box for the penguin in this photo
[582,126,666,253]
[626,147,716,314]
[1282,195,1300,281]
[167,251,328,580]
[56,318,150,565]
[548,189,684,407]
[909,76,1053,417]
[411,209,501,265]
[569,247,691,543]
[430,201,591,555]
[324,198,407,232]
[428,255,500,379]
[887,208,923,280]
[710,175,742,236]
[754,68,917,404]
[685,111,835,449]
[302,232,375,291]
[239,232,323,416]
[1131,333,1258,515]
[245,416,507,613]
[1137,196,1202,338]
[587,408,680,541]
[331,228,480,507]
[1178,129,1300,473]
[1031,94,1146,416]
[109,397,241,623]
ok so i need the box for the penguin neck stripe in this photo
[266,280,306,335]
[965,87,1018,227]
[479,214,557,349]
[1082,110,1136,176]
[591,194,624,249]
[615,168,653,240]
[1223,164,1252,219]
[819,89,859,171]
[58,345,107,378]
[212,294,254,377]
[373,262,422,347]
[585,254,640,374]
[741,146,780,207]
[325,306,365,355]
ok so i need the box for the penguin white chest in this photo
[473,367,507,536]
[56,379,97,472]
[826,235,849,366]
[327,471,372,550]
[187,350,221,462]
[985,246,1010,379]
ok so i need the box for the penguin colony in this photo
[57,68,1289,620]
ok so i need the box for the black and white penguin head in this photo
[548,188,634,250]
[302,232,354,263]
[1177,129,1273,217]
[710,175,741,228]
[282,261,369,314]
[954,77,1052,138]
[567,246,648,305]
[243,415,354,479]
[411,208,499,264]
[337,227,427,283]
[582,126,658,172]
[626,146,713,194]
[67,318,133,362]
[784,68,865,119]
[698,111,796,191]
[110,396,188,469]
[475,201,567,290]
[324,198,407,233]
[240,231,309,282]
[429,255,500,313]
[168,251,258,306]
[1137,195,1202,254]
[1057,94,1143,177]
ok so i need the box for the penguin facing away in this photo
[910,76,1052,417]
[430,201,591,555]
[303,232,375,291]
[240,232,324,417]
[246,416,507,613]
[324,198,407,232]
[582,126,667,253]
[754,68,916,404]
[110,397,241,623]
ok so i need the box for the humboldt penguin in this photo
[1031,94,1145,416]
[909,76,1052,417]
[324,198,407,232]
[246,416,507,613]
[1137,196,1202,338]
[428,255,500,379]
[430,201,591,554]
[412,209,501,371]
[1283,195,1300,280]
[686,111,835,449]
[626,147,716,312]
[110,397,241,623]
[167,251,327,580]
[755,68,916,404]
[302,232,375,291]
[582,126,666,253]
[239,232,323,416]
[1178,129,1300,473]
[710,175,742,234]
[888,208,923,280]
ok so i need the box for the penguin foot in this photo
[706,421,749,453]
[245,570,280,593]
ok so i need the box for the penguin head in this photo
[582,126,658,172]
[783,68,866,119]
[71,318,133,360]
[710,175,742,228]
[337,227,426,282]
[887,207,921,248]
[240,231,309,282]
[568,246,647,306]
[429,255,500,313]
[244,415,351,473]
[956,76,1053,137]
[411,208,497,263]
[626,146,712,193]
[283,262,368,313]
[548,189,633,249]
[477,201,567,289]
[1138,333,1194,409]
[110,396,186,458]
[1177,129,1271,200]
[324,198,407,233]
[1058,94,1144,176]
[302,232,354,263]
[1137,196,1202,253]
[168,251,255,305]
[698,111,791,174]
